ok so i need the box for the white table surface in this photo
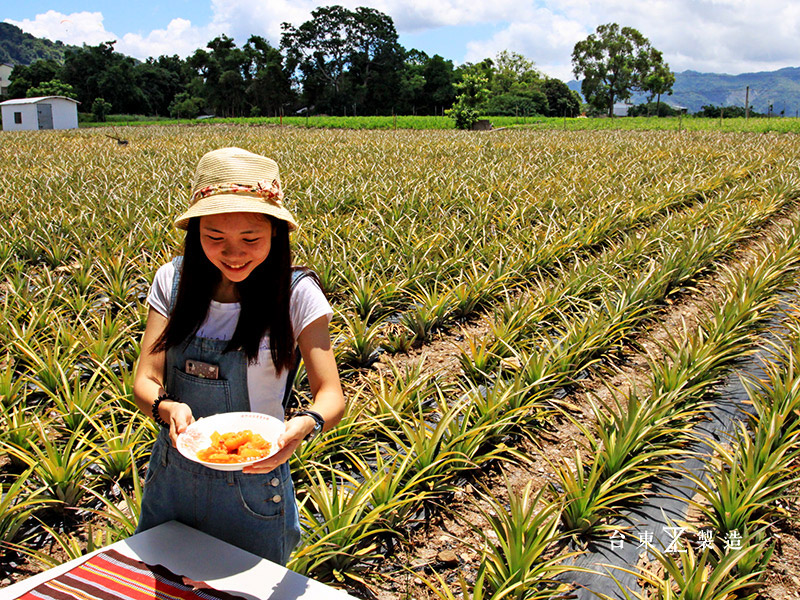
[0,521,356,600]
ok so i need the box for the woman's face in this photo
[199,212,273,285]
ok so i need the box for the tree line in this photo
[6,9,691,123]
[5,5,582,121]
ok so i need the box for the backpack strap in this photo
[282,268,316,413]
[168,256,184,315]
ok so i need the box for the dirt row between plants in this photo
[350,205,800,600]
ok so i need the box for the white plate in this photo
[176,412,285,471]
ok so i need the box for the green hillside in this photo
[569,67,800,115]
[674,67,800,115]
[0,22,78,65]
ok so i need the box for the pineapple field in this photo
[2,124,800,599]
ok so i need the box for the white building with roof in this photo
[0,96,79,131]
[613,102,634,117]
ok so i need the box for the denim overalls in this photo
[136,257,301,565]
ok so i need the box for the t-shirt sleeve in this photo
[290,276,333,340]
[146,262,176,318]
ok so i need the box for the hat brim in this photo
[174,194,298,231]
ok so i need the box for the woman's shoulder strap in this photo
[168,256,184,314]
[290,266,317,291]
[283,266,320,413]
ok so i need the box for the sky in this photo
[5,0,800,81]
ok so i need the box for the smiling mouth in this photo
[223,261,250,270]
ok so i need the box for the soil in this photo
[762,490,800,600]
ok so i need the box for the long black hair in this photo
[151,215,296,374]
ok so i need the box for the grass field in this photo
[82,113,800,134]
[2,124,800,598]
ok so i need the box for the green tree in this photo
[456,58,494,80]
[281,5,353,112]
[188,35,250,117]
[7,59,61,98]
[421,54,455,115]
[219,69,247,116]
[281,5,404,115]
[696,104,754,118]
[91,97,112,121]
[640,55,675,116]
[629,101,678,117]
[61,41,147,114]
[486,92,547,116]
[26,79,76,99]
[244,35,294,117]
[446,72,490,129]
[571,23,670,117]
[540,78,581,117]
[398,50,455,115]
[480,51,550,117]
[133,56,189,116]
[168,91,204,118]
[397,49,427,114]
[491,50,541,96]
[346,7,404,114]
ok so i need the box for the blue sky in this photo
[5,1,214,39]
[6,1,800,81]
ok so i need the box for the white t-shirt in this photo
[147,261,333,419]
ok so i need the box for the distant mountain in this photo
[0,22,79,65]
[568,67,800,115]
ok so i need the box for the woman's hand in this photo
[242,415,314,474]
[165,402,194,448]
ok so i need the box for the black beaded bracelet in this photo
[152,392,177,428]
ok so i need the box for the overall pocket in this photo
[171,366,233,419]
[236,469,287,520]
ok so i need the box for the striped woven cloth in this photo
[15,549,246,600]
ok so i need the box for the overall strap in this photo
[282,268,316,412]
[167,257,313,413]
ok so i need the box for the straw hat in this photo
[175,147,298,231]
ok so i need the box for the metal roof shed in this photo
[613,102,633,117]
[1,96,79,131]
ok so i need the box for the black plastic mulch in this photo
[557,316,788,599]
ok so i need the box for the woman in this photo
[133,147,344,564]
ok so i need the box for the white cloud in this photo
[373,0,534,31]
[4,10,220,60]
[5,10,116,47]
[208,0,534,41]
[459,0,800,78]
[117,19,224,59]
[208,0,313,43]
[464,8,587,80]
[544,0,800,75]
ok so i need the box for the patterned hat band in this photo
[192,179,284,206]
